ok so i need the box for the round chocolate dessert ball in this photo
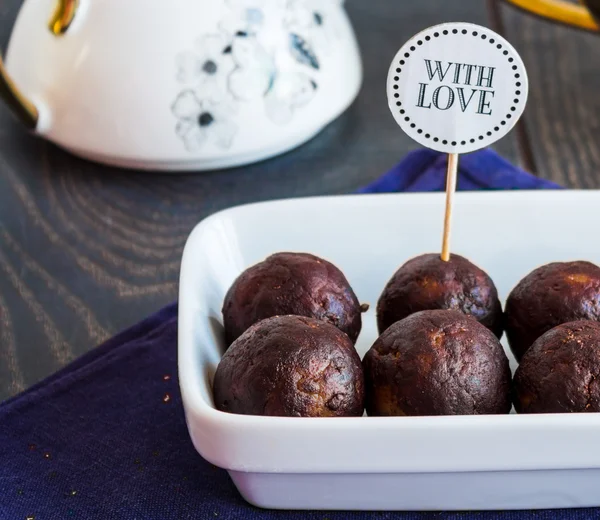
[505,261,600,361]
[213,315,365,417]
[222,252,364,347]
[377,253,503,338]
[514,321,600,414]
[363,309,511,416]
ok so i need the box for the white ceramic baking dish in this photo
[178,190,600,511]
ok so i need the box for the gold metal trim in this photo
[0,0,78,130]
[504,0,598,31]
[49,0,79,36]
[0,55,38,130]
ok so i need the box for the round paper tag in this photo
[387,22,529,154]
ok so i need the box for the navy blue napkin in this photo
[358,148,560,193]
[0,149,576,520]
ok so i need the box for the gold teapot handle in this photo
[0,0,79,130]
[0,58,38,130]
[504,0,598,31]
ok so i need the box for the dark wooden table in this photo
[0,0,596,401]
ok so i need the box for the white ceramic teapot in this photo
[1,0,362,171]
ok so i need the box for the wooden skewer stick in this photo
[441,153,459,262]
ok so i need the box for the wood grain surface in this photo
[499,0,600,187]
[0,0,521,401]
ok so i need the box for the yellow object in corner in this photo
[504,0,599,31]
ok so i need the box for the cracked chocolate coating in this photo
[222,252,363,347]
[505,261,600,361]
[213,315,365,417]
[363,309,511,416]
[514,321,600,414]
[376,253,503,338]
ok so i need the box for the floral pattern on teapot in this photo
[171,0,340,152]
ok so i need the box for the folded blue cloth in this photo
[0,148,575,520]
[358,148,561,193]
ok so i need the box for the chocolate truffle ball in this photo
[363,310,511,416]
[213,315,365,417]
[377,253,503,338]
[505,261,600,361]
[514,321,600,414]
[222,252,364,347]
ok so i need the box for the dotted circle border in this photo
[391,27,523,148]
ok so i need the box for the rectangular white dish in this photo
[178,190,600,511]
